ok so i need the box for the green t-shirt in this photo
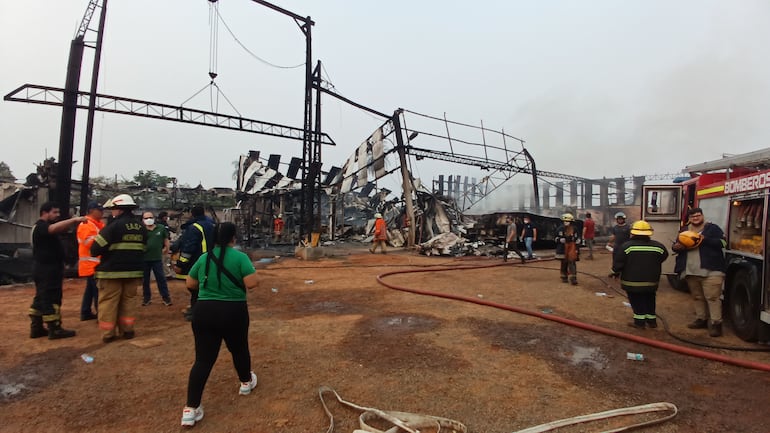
[189,246,255,302]
[143,225,168,261]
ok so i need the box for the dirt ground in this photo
[1,245,770,433]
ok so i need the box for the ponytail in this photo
[204,222,237,287]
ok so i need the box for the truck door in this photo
[642,185,682,286]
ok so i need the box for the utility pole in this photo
[392,110,415,248]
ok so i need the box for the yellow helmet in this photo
[630,220,653,236]
[561,213,574,222]
[677,231,703,249]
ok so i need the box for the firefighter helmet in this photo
[677,231,703,249]
[615,212,627,219]
[561,213,574,222]
[374,213,383,219]
[630,220,653,236]
[105,194,137,209]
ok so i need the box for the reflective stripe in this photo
[193,223,207,252]
[99,321,115,331]
[645,314,657,320]
[94,234,108,246]
[108,243,145,251]
[95,270,144,279]
[78,257,100,263]
[623,245,666,254]
[633,314,646,320]
[621,280,658,287]
[78,235,98,245]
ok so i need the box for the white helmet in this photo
[614,211,626,219]
[105,193,137,209]
[374,213,383,219]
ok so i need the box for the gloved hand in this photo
[581,239,586,246]
[608,271,619,279]
[504,242,509,249]
[560,238,566,244]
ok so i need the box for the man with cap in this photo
[91,194,147,343]
[610,220,668,329]
[77,201,105,321]
[370,213,388,254]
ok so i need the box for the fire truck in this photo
[642,148,770,342]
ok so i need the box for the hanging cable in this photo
[208,0,219,81]
[215,7,304,69]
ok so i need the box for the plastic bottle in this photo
[626,352,644,361]
[81,354,94,364]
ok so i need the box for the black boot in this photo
[29,315,48,339]
[46,321,76,340]
[708,320,723,337]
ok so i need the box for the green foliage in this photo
[132,170,172,189]
[0,161,16,182]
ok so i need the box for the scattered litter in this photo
[305,280,315,284]
[81,354,94,364]
[541,308,553,314]
[626,352,645,361]
[622,302,632,307]
[477,294,484,298]
[605,244,614,252]
[271,288,279,293]
[595,292,608,297]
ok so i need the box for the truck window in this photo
[645,188,677,216]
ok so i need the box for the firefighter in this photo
[609,220,668,329]
[273,214,284,243]
[91,194,146,343]
[608,211,631,254]
[28,202,86,339]
[555,213,581,285]
[171,204,215,321]
[672,207,727,337]
[369,213,388,254]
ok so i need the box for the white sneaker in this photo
[238,371,257,395]
[181,406,204,427]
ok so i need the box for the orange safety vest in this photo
[273,218,284,234]
[373,218,388,241]
[77,216,105,277]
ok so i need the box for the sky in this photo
[2,0,770,196]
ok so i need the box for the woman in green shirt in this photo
[181,222,258,427]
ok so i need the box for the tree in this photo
[132,170,172,189]
[0,162,16,182]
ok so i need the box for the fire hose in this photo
[375,259,770,372]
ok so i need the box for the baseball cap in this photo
[87,201,103,211]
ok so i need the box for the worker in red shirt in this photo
[370,213,388,254]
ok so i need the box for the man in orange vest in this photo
[273,214,285,243]
[370,213,388,254]
[77,202,104,321]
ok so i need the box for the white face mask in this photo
[143,218,155,226]
[564,221,571,226]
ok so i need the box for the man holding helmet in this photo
[91,194,147,343]
[672,207,727,337]
[610,220,668,329]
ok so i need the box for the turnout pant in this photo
[627,291,657,325]
[29,263,64,322]
[186,300,251,408]
[97,278,141,339]
[560,260,577,283]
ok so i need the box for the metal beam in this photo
[4,84,336,146]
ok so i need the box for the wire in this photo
[215,8,304,70]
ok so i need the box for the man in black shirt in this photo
[29,202,86,339]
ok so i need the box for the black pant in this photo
[186,300,251,407]
[30,263,64,320]
[627,291,656,322]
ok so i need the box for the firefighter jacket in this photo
[91,213,147,279]
[612,237,669,294]
[171,215,215,275]
[77,215,105,277]
[554,225,580,260]
[673,222,727,275]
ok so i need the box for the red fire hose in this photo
[376,260,770,373]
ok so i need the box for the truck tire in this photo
[666,274,689,292]
[728,269,760,342]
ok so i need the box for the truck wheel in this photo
[728,270,760,342]
[666,274,689,292]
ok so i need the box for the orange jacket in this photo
[273,218,284,234]
[373,218,388,241]
[77,216,105,277]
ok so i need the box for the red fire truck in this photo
[642,148,770,342]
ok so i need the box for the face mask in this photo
[143,218,155,226]
[564,221,571,226]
